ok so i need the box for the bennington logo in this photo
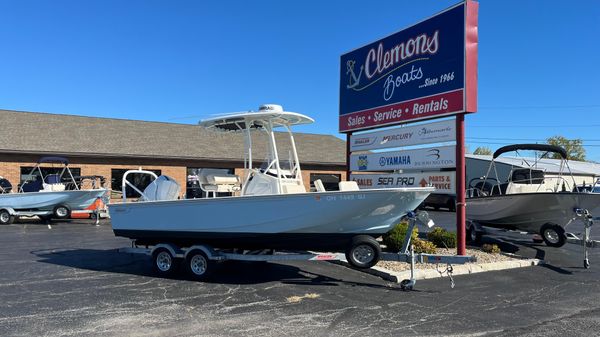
[427,149,441,160]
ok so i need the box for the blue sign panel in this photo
[339,2,476,132]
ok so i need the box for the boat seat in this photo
[45,174,61,184]
[21,178,43,193]
[314,179,326,192]
[197,172,241,198]
[282,182,306,194]
[339,181,359,191]
[140,175,181,201]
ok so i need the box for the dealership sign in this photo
[339,1,478,132]
[350,119,455,152]
[351,172,455,194]
[350,145,456,171]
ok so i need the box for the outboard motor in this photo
[140,175,181,201]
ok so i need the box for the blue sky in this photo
[1,1,599,160]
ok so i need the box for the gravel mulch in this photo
[376,246,526,272]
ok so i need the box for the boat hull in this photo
[0,189,108,212]
[467,192,598,233]
[109,188,433,250]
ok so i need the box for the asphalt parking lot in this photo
[2,213,600,337]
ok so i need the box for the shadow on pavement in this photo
[31,248,413,291]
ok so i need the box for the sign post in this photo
[339,1,478,255]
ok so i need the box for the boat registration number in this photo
[324,194,366,201]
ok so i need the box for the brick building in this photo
[0,109,346,198]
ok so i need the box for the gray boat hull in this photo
[0,189,108,212]
[467,192,598,233]
[110,187,433,250]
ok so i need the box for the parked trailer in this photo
[118,212,475,290]
[467,207,600,269]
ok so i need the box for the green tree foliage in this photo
[545,136,586,161]
[473,146,493,155]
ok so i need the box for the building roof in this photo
[0,109,346,166]
[467,154,600,177]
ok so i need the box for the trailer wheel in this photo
[152,248,178,276]
[186,250,213,280]
[0,210,14,225]
[446,199,456,212]
[540,223,566,247]
[345,235,381,269]
[466,222,482,244]
[53,205,71,219]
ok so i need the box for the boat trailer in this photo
[118,211,474,290]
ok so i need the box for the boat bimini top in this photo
[199,104,314,196]
[470,143,578,197]
[199,104,314,130]
[493,144,568,160]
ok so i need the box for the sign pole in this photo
[456,114,466,255]
[346,132,352,181]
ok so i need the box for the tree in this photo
[473,146,493,155]
[545,136,586,161]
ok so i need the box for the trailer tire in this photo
[345,235,381,269]
[152,248,178,276]
[0,209,14,225]
[186,250,213,280]
[53,205,71,219]
[540,223,566,247]
[466,222,482,244]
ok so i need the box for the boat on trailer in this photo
[109,104,435,270]
[466,144,599,247]
[0,157,108,224]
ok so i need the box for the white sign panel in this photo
[350,119,456,152]
[350,145,456,171]
[351,172,456,194]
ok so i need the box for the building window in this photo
[111,169,161,199]
[310,173,341,191]
[187,168,234,198]
[20,166,81,190]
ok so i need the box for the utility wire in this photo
[478,104,600,110]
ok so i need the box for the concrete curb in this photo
[340,257,544,283]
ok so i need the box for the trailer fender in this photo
[151,244,180,259]
[184,245,221,260]
[0,207,16,216]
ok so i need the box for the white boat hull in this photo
[0,189,107,212]
[467,192,598,233]
[109,188,432,250]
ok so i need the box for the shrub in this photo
[382,222,417,252]
[482,243,501,254]
[412,238,437,254]
[426,227,457,248]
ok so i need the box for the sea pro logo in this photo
[357,155,369,171]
